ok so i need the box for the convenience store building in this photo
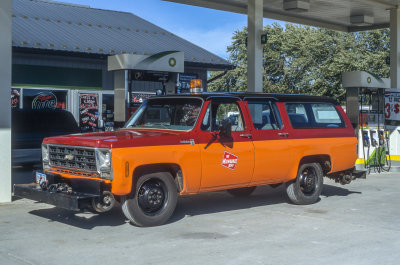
[11,0,232,130]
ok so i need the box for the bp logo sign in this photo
[169,57,176,67]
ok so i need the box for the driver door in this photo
[197,99,254,190]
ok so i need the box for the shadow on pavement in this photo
[169,186,287,224]
[321,184,362,197]
[29,205,127,229]
[27,183,362,229]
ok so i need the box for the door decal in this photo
[221,151,238,170]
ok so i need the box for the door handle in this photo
[240,134,252,139]
[278,132,289,137]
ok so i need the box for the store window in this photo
[11,88,21,108]
[79,93,99,131]
[102,94,114,131]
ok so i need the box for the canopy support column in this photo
[247,0,263,92]
[390,8,400,89]
[0,0,12,202]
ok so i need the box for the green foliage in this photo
[208,24,390,103]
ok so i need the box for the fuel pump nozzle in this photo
[370,130,378,147]
[362,131,370,147]
[378,130,385,146]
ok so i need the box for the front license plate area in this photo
[36,172,47,185]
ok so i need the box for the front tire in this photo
[121,172,177,227]
[285,163,323,205]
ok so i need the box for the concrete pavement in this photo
[1,172,400,265]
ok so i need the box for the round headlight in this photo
[42,144,49,162]
[104,152,111,167]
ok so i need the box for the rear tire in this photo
[285,163,323,205]
[121,172,177,227]
[227,186,256,197]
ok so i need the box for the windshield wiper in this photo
[150,123,170,129]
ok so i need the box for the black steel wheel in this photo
[137,179,167,215]
[227,186,256,197]
[91,191,115,213]
[285,163,323,205]
[121,172,177,227]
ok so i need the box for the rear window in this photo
[286,103,345,128]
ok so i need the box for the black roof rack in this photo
[153,92,339,105]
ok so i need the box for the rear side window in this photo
[247,101,282,130]
[311,104,343,127]
[286,103,310,128]
[286,103,345,128]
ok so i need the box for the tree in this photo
[208,24,390,103]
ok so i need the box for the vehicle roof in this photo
[153,92,340,105]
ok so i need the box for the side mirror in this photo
[218,120,232,138]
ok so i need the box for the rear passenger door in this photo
[245,98,295,184]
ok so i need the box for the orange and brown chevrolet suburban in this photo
[14,93,365,226]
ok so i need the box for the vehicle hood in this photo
[43,129,192,148]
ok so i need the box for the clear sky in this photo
[56,0,282,59]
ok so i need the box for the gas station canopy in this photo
[165,0,397,32]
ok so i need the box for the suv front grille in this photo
[49,145,97,172]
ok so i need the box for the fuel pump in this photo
[343,71,393,173]
[359,88,390,172]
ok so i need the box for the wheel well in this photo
[130,163,182,196]
[299,155,331,174]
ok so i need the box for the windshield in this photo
[124,97,203,131]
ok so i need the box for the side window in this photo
[201,101,245,132]
[286,103,310,128]
[248,101,282,130]
[286,103,345,128]
[311,103,344,128]
[201,106,211,131]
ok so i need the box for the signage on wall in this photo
[177,73,198,94]
[132,71,169,82]
[131,92,156,104]
[11,88,21,108]
[22,89,67,110]
[32,92,58,109]
[79,93,99,130]
[108,51,184,73]
[385,89,400,121]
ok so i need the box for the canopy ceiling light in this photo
[283,0,310,12]
[350,15,374,26]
